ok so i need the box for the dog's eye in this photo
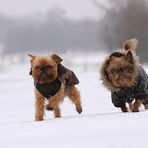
[46,65,54,69]
[124,66,130,72]
[111,68,118,74]
[35,66,40,69]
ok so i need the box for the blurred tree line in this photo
[0,9,99,54]
[100,0,148,62]
[0,0,148,62]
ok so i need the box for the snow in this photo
[0,63,148,148]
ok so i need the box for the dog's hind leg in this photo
[143,103,148,109]
[67,86,82,114]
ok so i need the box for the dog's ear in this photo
[126,51,133,63]
[28,53,36,61]
[28,54,37,66]
[28,53,36,59]
[28,54,36,75]
[122,38,138,52]
[51,54,63,64]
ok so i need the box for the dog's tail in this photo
[122,38,138,52]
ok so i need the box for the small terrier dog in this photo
[29,53,82,121]
[100,39,148,112]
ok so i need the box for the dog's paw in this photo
[76,107,83,114]
[35,117,44,121]
[46,105,54,111]
[121,106,128,112]
[144,104,148,109]
[132,108,139,112]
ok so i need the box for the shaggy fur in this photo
[29,54,82,121]
[101,51,138,91]
[100,39,148,112]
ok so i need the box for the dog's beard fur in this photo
[37,70,56,83]
[100,39,138,91]
[105,54,136,88]
[29,54,63,84]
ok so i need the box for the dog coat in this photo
[34,77,62,99]
[30,64,79,99]
[111,66,148,107]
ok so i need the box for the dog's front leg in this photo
[128,102,133,110]
[53,106,61,118]
[35,89,45,121]
[46,85,65,118]
[47,96,63,118]
[121,105,128,112]
[132,99,143,112]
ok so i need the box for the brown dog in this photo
[29,53,82,121]
[100,39,148,112]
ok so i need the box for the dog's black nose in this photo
[40,66,47,71]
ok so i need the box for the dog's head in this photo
[101,39,138,91]
[28,54,63,84]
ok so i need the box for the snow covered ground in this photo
[0,62,148,148]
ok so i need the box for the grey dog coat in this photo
[111,66,148,107]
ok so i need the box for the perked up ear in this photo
[28,53,36,59]
[126,51,133,63]
[122,38,138,52]
[51,54,63,64]
[28,53,36,64]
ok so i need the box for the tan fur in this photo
[122,38,138,52]
[35,88,44,121]
[128,102,133,110]
[131,99,143,112]
[143,104,148,109]
[29,54,82,121]
[66,85,82,113]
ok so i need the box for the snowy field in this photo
[0,62,148,148]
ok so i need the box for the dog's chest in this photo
[34,78,62,99]
[121,87,135,102]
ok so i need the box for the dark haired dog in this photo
[29,54,82,121]
[100,39,148,112]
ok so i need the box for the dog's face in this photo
[101,39,138,90]
[29,54,62,84]
[105,51,136,88]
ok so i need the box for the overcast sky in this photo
[0,0,108,20]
